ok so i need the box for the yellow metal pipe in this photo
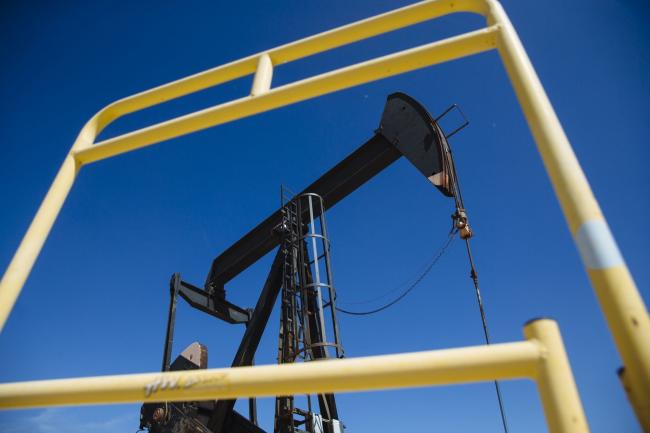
[260,0,489,65]
[87,0,488,132]
[618,366,647,431]
[0,155,79,328]
[0,319,591,433]
[487,1,650,428]
[525,319,590,433]
[64,0,494,158]
[73,26,497,165]
[0,341,539,410]
[589,267,650,431]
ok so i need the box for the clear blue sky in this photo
[1,0,649,432]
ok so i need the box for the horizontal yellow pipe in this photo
[74,26,498,165]
[0,341,539,410]
[71,0,491,150]
[261,0,489,66]
[63,0,491,160]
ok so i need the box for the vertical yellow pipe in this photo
[525,319,590,433]
[0,154,79,330]
[618,366,646,429]
[250,54,274,96]
[487,1,650,429]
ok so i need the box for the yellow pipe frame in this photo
[0,319,589,433]
[0,0,648,429]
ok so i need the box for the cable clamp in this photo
[452,208,473,240]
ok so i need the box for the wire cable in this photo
[464,238,510,433]
[336,230,456,316]
[439,120,511,433]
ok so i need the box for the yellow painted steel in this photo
[589,267,650,431]
[525,319,590,433]
[0,0,647,428]
[73,27,497,165]
[0,319,589,433]
[486,2,650,427]
[250,53,273,96]
[0,342,539,409]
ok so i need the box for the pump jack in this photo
[139,92,467,433]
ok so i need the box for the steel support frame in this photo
[0,319,589,433]
[0,0,647,429]
[209,248,285,433]
[162,274,181,373]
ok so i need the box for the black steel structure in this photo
[139,92,460,433]
[274,189,343,433]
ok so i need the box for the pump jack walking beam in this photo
[205,92,440,290]
[0,0,648,429]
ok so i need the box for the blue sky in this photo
[1,0,649,432]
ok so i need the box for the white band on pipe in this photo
[575,220,624,269]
